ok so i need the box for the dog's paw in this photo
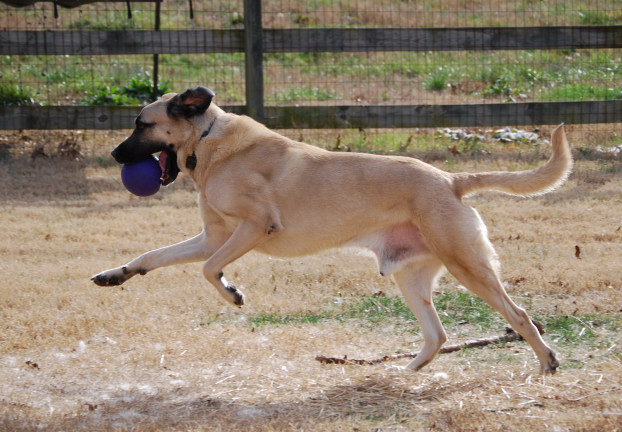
[540,350,560,375]
[91,267,132,286]
[225,284,245,307]
[387,365,408,372]
[91,273,124,286]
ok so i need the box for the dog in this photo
[92,86,572,373]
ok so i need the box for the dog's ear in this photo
[167,86,215,119]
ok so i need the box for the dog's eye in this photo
[135,118,153,130]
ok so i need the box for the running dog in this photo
[93,86,572,373]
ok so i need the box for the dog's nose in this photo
[111,148,118,158]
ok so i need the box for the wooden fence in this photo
[1,0,621,130]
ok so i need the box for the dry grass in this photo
[0,136,620,431]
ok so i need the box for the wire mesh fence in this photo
[0,0,621,154]
[3,0,622,30]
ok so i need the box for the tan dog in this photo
[93,86,572,373]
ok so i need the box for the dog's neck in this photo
[184,109,221,170]
[181,114,276,189]
[200,118,217,140]
[182,106,235,173]
[186,117,216,169]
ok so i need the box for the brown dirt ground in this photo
[0,131,620,431]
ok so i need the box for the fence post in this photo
[152,0,161,102]
[243,0,264,123]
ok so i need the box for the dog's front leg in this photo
[92,231,221,287]
[202,220,273,307]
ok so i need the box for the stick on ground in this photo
[316,323,544,366]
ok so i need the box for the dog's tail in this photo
[452,124,572,199]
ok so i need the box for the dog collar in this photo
[186,153,197,170]
[187,118,217,170]
[200,118,216,140]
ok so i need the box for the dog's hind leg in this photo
[429,206,559,374]
[393,257,447,371]
[447,261,559,374]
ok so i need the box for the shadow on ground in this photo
[1,375,476,431]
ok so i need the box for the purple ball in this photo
[121,155,162,197]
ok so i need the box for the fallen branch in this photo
[316,323,544,366]
[568,387,622,402]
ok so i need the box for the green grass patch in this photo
[214,291,506,332]
[483,74,525,99]
[0,83,36,106]
[426,70,450,92]
[80,86,136,106]
[200,293,621,355]
[345,295,416,324]
[122,74,170,102]
[578,10,622,25]
[435,290,504,330]
[247,310,335,327]
[244,295,416,329]
[4,47,621,106]
[542,84,622,101]
[80,73,170,106]
[69,9,152,30]
[271,86,339,103]
[539,313,619,346]
[543,315,596,343]
[306,129,442,155]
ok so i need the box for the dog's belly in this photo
[353,222,431,276]
[255,220,431,276]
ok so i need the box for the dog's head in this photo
[111,86,215,185]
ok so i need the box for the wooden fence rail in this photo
[3,100,621,130]
[1,0,621,129]
[3,26,622,55]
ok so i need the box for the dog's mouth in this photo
[111,137,181,186]
[157,149,180,186]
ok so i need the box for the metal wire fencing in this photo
[1,0,620,151]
